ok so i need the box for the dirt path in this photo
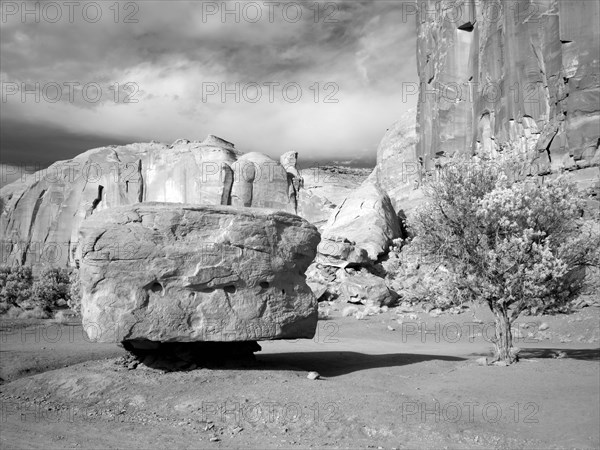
[1,305,598,449]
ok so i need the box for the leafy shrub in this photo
[0,265,79,316]
[29,267,71,311]
[0,265,33,312]
[407,157,600,364]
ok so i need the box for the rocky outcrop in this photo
[297,166,371,230]
[317,181,401,267]
[415,0,599,172]
[372,111,425,214]
[0,136,302,269]
[338,269,397,307]
[77,203,320,343]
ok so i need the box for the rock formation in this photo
[312,0,599,303]
[415,0,599,173]
[0,136,303,269]
[77,203,320,343]
[317,181,401,267]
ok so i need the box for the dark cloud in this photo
[0,117,144,167]
[0,1,418,166]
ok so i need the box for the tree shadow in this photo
[256,351,465,377]
[520,347,600,361]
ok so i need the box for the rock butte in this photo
[0,135,305,269]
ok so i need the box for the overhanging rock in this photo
[77,203,320,343]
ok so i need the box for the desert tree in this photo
[407,157,600,364]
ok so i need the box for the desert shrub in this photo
[0,265,79,315]
[29,267,71,311]
[407,157,600,364]
[0,265,33,311]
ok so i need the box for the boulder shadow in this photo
[256,351,465,377]
[121,340,263,371]
[520,347,600,361]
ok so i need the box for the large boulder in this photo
[338,269,397,307]
[0,136,301,269]
[77,203,320,344]
[297,166,372,230]
[317,181,401,267]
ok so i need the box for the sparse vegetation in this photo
[0,265,78,318]
[405,157,600,364]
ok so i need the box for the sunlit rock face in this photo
[415,0,600,172]
[0,136,300,269]
[372,112,424,214]
[317,181,401,267]
[77,203,320,343]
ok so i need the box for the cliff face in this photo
[415,0,599,172]
[0,136,299,268]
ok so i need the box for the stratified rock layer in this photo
[416,0,599,171]
[0,136,301,269]
[77,203,320,343]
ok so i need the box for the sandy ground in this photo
[0,303,598,449]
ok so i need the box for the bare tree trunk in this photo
[492,308,516,364]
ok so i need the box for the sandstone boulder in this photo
[317,181,401,267]
[77,203,320,343]
[297,166,371,230]
[337,269,397,307]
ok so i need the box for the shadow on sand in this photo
[257,351,465,377]
[123,341,465,376]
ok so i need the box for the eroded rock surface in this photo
[338,269,397,307]
[0,136,302,269]
[416,0,600,172]
[317,181,400,267]
[77,203,320,343]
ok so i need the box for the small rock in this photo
[429,308,442,317]
[307,371,320,380]
[493,360,509,367]
[387,325,395,331]
[209,437,220,442]
[553,351,567,359]
[342,306,359,317]
[538,322,549,331]
[476,357,488,366]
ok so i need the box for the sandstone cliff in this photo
[415,0,599,172]
[0,136,301,268]
[315,0,599,270]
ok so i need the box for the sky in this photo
[0,1,418,171]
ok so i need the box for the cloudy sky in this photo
[1,1,418,171]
